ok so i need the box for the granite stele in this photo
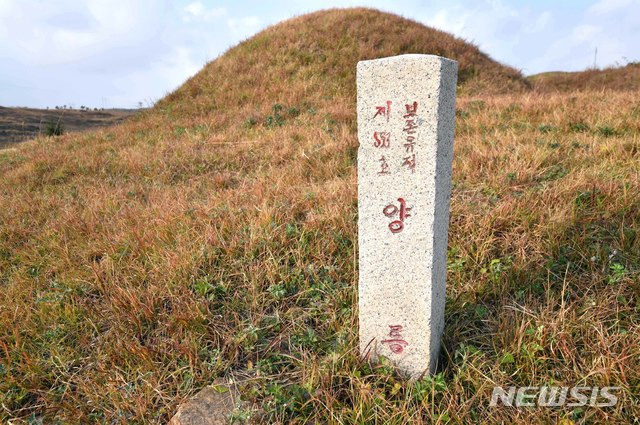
[357,54,458,378]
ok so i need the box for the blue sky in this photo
[1,0,638,108]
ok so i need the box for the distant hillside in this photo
[0,107,138,148]
[529,62,640,92]
[158,8,528,122]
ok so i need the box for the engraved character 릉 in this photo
[381,325,408,354]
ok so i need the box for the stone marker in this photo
[357,54,457,378]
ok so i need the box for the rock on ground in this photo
[168,382,242,425]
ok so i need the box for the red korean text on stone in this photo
[373,100,392,122]
[381,325,408,354]
[383,198,412,233]
[402,101,418,172]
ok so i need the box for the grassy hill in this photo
[1,8,639,424]
[529,62,640,92]
[159,8,528,121]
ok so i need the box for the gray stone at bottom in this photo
[357,54,457,378]
[169,382,241,425]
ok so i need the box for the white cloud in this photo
[573,24,602,42]
[0,0,167,65]
[109,46,201,106]
[227,16,261,37]
[183,1,226,22]
[587,0,634,15]
[87,0,139,32]
[525,11,551,33]
[429,8,469,37]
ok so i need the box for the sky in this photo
[1,0,638,108]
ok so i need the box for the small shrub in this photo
[267,283,287,299]
[597,125,617,137]
[44,119,64,136]
[608,263,625,285]
[538,124,556,133]
[540,164,568,182]
[265,104,285,127]
[569,121,589,132]
[265,114,284,127]
[244,117,258,128]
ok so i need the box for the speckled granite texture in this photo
[357,54,457,378]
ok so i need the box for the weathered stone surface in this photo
[168,382,240,425]
[357,54,457,378]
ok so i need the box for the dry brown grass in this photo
[529,62,640,93]
[1,8,639,424]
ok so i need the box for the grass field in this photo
[1,8,638,424]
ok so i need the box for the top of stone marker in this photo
[357,54,458,67]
